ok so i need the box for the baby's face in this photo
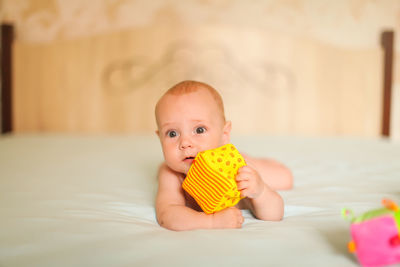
[156,89,230,174]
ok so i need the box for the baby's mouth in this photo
[184,157,195,163]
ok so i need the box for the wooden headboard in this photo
[381,31,394,137]
[1,24,13,133]
[0,23,395,137]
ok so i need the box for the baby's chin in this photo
[180,159,195,174]
[182,166,191,175]
[166,162,191,175]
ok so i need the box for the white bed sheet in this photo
[0,134,399,266]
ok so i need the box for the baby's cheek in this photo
[164,154,180,171]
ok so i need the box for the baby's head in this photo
[155,80,231,174]
[155,81,225,127]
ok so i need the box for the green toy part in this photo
[342,199,400,228]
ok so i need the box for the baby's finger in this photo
[236,180,248,190]
[239,214,244,225]
[235,173,248,182]
[234,209,244,226]
[238,166,253,174]
[239,188,249,198]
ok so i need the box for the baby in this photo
[155,80,293,231]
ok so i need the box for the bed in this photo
[0,134,399,266]
[1,22,399,266]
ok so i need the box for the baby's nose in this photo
[179,136,193,149]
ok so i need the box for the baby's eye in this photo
[167,130,178,138]
[195,127,206,134]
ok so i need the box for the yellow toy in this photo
[182,144,246,214]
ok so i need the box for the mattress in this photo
[0,134,399,266]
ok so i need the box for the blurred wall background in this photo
[1,0,399,139]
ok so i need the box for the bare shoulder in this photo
[157,162,184,187]
[157,162,202,212]
[242,153,293,190]
[155,163,188,225]
[156,162,186,205]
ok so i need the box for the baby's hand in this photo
[236,166,265,199]
[211,207,244,229]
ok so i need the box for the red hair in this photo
[155,80,226,126]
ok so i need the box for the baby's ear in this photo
[222,121,232,144]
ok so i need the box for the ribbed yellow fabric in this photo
[182,144,246,214]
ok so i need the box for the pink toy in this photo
[342,199,400,267]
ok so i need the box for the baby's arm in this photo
[242,154,293,190]
[156,163,244,231]
[236,166,284,221]
[236,154,292,220]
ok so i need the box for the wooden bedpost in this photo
[1,23,14,134]
[381,31,394,137]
